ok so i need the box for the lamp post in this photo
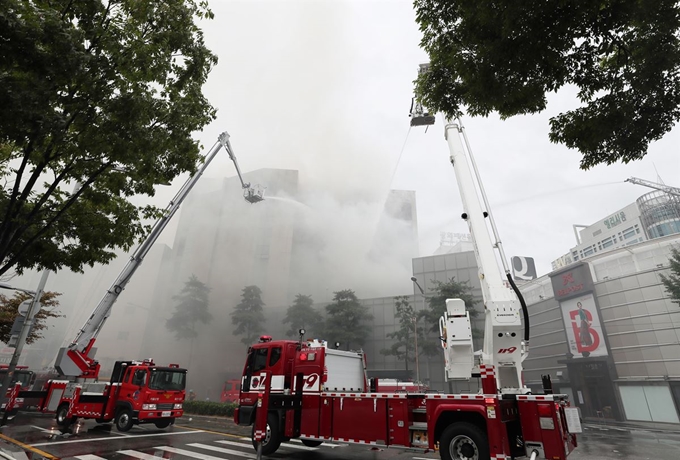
[0,269,51,424]
[410,277,426,385]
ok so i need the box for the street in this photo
[0,413,679,460]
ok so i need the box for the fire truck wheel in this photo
[251,413,282,455]
[154,419,172,429]
[115,409,135,432]
[301,439,323,448]
[56,404,74,427]
[439,422,490,460]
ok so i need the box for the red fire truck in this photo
[5,132,264,431]
[0,365,34,415]
[220,379,242,404]
[234,100,581,460]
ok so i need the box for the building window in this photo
[619,385,680,423]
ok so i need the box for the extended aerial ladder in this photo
[625,177,680,197]
[411,64,531,394]
[55,132,265,379]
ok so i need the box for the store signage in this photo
[551,263,594,301]
[603,211,627,229]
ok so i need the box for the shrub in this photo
[183,400,237,417]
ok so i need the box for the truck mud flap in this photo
[238,405,256,425]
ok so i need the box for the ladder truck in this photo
[234,80,580,460]
[6,132,264,431]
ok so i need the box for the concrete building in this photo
[552,190,680,270]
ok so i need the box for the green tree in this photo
[231,285,266,346]
[413,0,680,169]
[380,296,425,376]
[0,291,63,344]
[283,294,323,338]
[0,1,217,277]
[166,275,212,340]
[165,275,212,366]
[324,289,373,351]
[661,247,680,305]
[418,277,478,357]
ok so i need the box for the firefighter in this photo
[188,389,196,401]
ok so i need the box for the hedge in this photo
[183,400,237,417]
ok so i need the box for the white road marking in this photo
[31,429,205,447]
[290,438,348,448]
[30,425,52,433]
[117,450,167,460]
[216,439,319,451]
[188,443,257,458]
[156,445,233,460]
[75,455,107,460]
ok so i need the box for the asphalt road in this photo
[0,413,679,460]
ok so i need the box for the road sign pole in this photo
[0,269,51,424]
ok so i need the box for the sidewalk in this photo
[582,417,680,434]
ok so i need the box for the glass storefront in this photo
[619,384,680,423]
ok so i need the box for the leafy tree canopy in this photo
[661,247,680,305]
[231,285,266,346]
[165,274,212,340]
[418,277,478,356]
[380,296,425,374]
[0,0,217,277]
[413,0,680,169]
[324,289,373,351]
[0,290,62,344]
[283,294,323,338]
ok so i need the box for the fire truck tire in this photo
[251,412,282,455]
[301,440,323,448]
[154,419,173,429]
[439,422,490,460]
[56,404,74,427]
[115,409,135,432]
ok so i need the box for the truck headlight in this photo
[174,403,182,409]
[142,404,157,410]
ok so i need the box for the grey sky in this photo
[156,0,679,277]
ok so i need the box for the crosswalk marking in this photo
[116,450,164,460]
[75,455,107,460]
[188,443,256,458]
[216,439,319,451]
[155,446,228,460]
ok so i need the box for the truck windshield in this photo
[148,370,186,391]
[0,370,32,388]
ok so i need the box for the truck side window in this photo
[269,347,282,367]
[132,369,147,386]
[251,348,268,372]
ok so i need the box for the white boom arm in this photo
[625,177,680,197]
[440,118,528,393]
[55,132,263,378]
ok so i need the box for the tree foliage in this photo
[231,285,266,346]
[413,0,680,169]
[0,291,62,344]
[283,294,323,338]
[0,0,217,277]
[418,277,478,356]
[380,296,425,374]
[165,275,212,340]
[324,289,373,351]
[661,247,680,306]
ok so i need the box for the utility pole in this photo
[0,269,51,424]
[410,277,425,385]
